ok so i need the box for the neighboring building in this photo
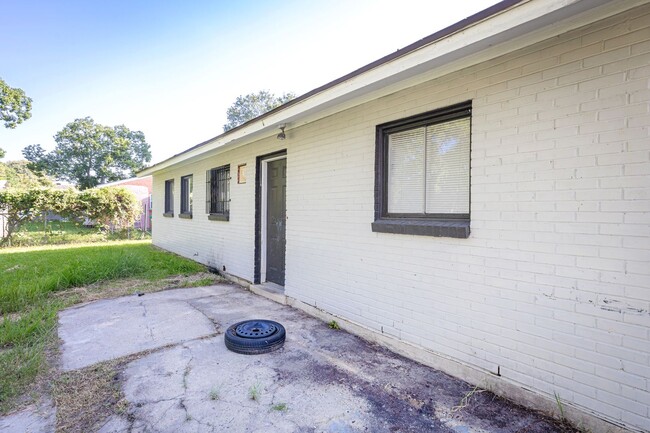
[98,176,153,231]
[140,1,650,431]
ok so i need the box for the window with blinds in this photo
[206,165,230,221]
[387,117,470,215]
[164,179,174,216]
[373,101,471,238]
[180,175,193,216]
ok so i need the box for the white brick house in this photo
[140,1,650,431]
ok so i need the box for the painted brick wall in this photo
[153,5,650,431]
[152,140,287,280]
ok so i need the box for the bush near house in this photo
[75,187,141,229]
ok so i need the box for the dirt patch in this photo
[276,351,449,432]
[53,359,126,433]
[52,343,183,433]
[52,272,224,305]
[272,319,581,433]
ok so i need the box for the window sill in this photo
[208,213,229,222]
[163,212,174,218]
[179,213,192,219]
[371,218,469,238]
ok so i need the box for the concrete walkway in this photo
[0,401,55,433]
[58,286,221,371]
[3,284,576,432]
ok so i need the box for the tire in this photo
[224,319,286,355]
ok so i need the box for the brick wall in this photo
[153,5,650,431]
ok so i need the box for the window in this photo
[372,101,471,238]
[164,179,174,217]
[180,175,193,218]
[206,165,230,221]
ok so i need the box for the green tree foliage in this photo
[0,187,141,246]
[21,144,46,171]
[0,160,52,189]
[223,90,295,132]
[0,78,32,129]
[0,148,5,159]
[22,117,152,189]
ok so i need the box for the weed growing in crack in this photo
[271,403,288,412]
[555,393,591,433]
[248,383,261,401]
[328,320,340,330]
[116,398,130,415]
[209,385,221,401]
[554,392,566,420]
[452,385,485,412]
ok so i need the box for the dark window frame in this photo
[372,101,472,238]
[206,164,230,221]
[180,174,193,218]
[163,179,174,217]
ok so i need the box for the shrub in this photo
[0,187,141,246]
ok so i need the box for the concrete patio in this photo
[4,284,578,432]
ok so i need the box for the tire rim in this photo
[235,320,277,338]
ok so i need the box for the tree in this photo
[2,145,53,190]
[0,78,32,129]
[0,160,52,189]
[223,90,295,132]
[22,117,152,189]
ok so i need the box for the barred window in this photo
[164,179,174,216]
[180,175,193,217]
[206,165,230,221]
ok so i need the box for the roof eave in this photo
[139,0,639,176]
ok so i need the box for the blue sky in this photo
[1,0,498,163]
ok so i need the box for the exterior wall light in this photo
[277,125,286,140]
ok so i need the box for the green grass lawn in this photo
[7,220,151,248]
[0,240,207,413]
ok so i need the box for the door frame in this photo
[254,149,287,285]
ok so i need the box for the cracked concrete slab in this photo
[58,286,220,371]
[0,400,55,433]
[0,283,577,432]
[107,338,373,433]
[69,284,576,433]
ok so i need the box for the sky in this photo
[1,0,499,164]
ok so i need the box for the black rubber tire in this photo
[224,319,286,355]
